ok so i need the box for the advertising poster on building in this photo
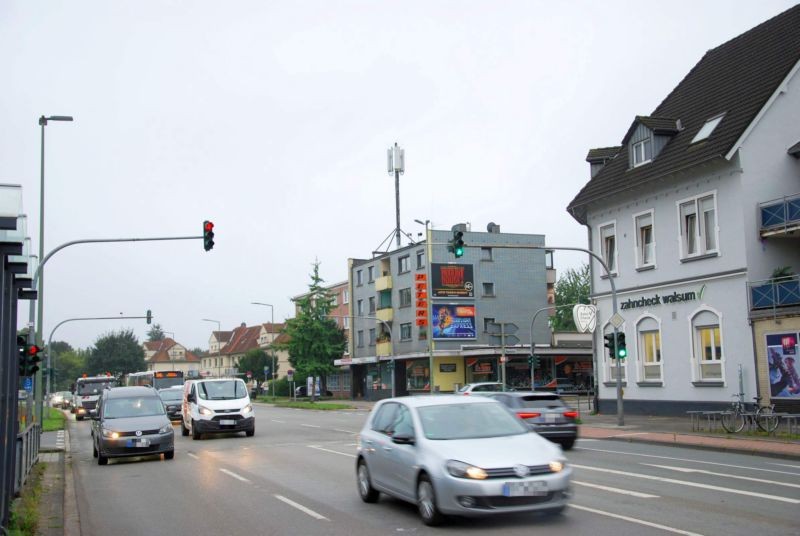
[431,263,474,298]
[766,332,800,398]
[432,304,476,339]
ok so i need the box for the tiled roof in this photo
[586,146,621,162]
[213,330,233,343]
[261,322,285,332]
[144,338,176,352]
[568,5,800,223]
[272,332,291,345]
[789,140,800,157]
[149,348,200,363]
[222,325,262,355]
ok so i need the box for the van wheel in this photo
[246,426,255,437]
[191,420,201,440]
[164,450,175,460]
[181,420,189,437]
[98,455,108,466]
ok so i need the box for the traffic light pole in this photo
[29,234,202,423]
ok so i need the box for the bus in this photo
[124,371,185,390]
[73,374,117,420]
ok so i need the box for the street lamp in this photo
[201,318,221,377]
[250,302,277,400]
[414,219,435,394]
[33,114,73,422]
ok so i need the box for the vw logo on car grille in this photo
[513,464,529,478]
[135,430,142,437]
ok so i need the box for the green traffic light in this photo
[617,347,627,358]
[454,245,464,257]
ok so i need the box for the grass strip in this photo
[8,462,46,535]
[42,407,66,432]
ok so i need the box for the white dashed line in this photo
[301,424,321,428]
[219,468,250,482]
[333,429,357,434]
[642,464,800,489]
[274,495,328,520]
[572,504,704,536]
[271,420,285,423]
[308,445,356,458]
[187,453,199,460]
[573,480,658,498]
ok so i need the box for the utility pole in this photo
[387,143,405,248]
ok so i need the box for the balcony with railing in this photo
[759,193,800,238]
[748,274,800,312]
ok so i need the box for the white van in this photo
[181,378,255,439]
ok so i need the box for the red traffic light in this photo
[27,344,41,356]
[204,221,214,232]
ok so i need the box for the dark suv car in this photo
[481,392,579,450]
[91,386,175,465]
[158,387,183,421]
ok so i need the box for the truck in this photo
[72,374,117,420]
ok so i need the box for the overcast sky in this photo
[2,0,796,352]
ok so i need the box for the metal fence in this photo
[14,423,40,495]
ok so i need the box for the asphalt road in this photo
[68,403,800,535]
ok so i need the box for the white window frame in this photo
[688,306,725,383]
[677,191,719,260]
[632,138,653,167]
[598,221,618,276]
[635,313,662,382]
[633,209,656,269]
[400,323,412,341]
[356,270,363,286]
[601,322,626,383]
[399,287,412,308]
[357,299,364,316]
[343,290,349,304]
[416,250,425,270]
[343,317,350,329]
[398,256,410,274]
[368,266,375,282]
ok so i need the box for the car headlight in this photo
[159,424,173,434]
[102,429,119,439]
[241,404,253,414]
[446,460,488,480]
[199,406,214,416]
[549,460,565,473]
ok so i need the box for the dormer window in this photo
[691,113,725,144]
[632,138,653,167]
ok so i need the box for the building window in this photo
[482,282,495,297]
[637,317,662,381]
[399,287,412,308]
[331,294,338,306]
[634,211,655,268]
[368,266,374,282]
[483,317,496,332]
[679,193,717,259]
[357,270,363,286]
[632,138,652,167]
[343,289,349,304]
[343,317,350,329]
[357,330,364,348]
[599,223,617,274]
[357,299,364,316]
[691,113,725,144]
[481,247,493,261]
[603,326,626,382]
[369,328,376,346]
[692,309,723,381]
[368,297,376,314]
[416,250,425,270]
[400,323,412,341]
[398,256,410,274]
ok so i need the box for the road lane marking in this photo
[187,453,199,460]
[571,504,704,536]
[271,420,285,423]
[571,464,800,504]
[274,495,328,520]
[768,462,800,470]
[219,468,250,482]
[573,480,658,498]
[301,424,321,428]
[643,464,800,489]
[576,446,800,476]
[308,445,356,458]
[333,429,358,434]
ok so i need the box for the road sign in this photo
[490,334,520,346]
[503,323,518,335]
[23,377,32,392]
[572,304,597,333]
[287,369,294,381]
[486,322,501,335]
[263,366,270,377]
[610,312,625,329]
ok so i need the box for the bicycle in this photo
[720,395,779,433]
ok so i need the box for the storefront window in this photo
[641,331,662,380]
[465,357,497,383]
[691,308,723,382]
[406,359,429,391]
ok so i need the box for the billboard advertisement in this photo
[431,263,474,298]
[766,332,800,398]
[432,304,476,339]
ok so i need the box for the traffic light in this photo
[203,220,215,251]
[19,339,43,377]
[451,230,465,258]
[616,333,627,359]
[146,309,152,324]
[603,332,616,359]
[527,354,540,368]
[17,335,27,377]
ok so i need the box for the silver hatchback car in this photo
[356,395,571,525]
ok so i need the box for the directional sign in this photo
[486,322,501,335]
[503,323,518,335]
[23,377,32,392]
[490,334,520,346]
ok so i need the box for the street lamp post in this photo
[250,302,276,400]
[32,114,73,423]
[201,319,221,377]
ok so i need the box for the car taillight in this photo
[517,412,541,419]
[563,411,579,419]
[463,392,470,395]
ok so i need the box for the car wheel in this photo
[356,460,379,503]
[191,420,201,440]
[97,455,108,466]
[164,450,175,460]
[417,475,444,526]
[181,420,189,437]
[92,442,98,458]
[560,439,575,450]
[246,426,255,437]
[76,416,83,421]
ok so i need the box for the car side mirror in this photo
[392,433,415,445]
[89,410,99,420]
[187,394,195,403]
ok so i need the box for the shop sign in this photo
[620,284,706,311]
[432,304,476,339]
[431,263,474,298]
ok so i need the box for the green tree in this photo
[55,349,89,390]
[281,262,346,400]
[147,323,166,341]
[550,264,591,331]
[237,348,270,382]
[86,329,146,377]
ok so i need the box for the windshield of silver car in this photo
[418,402,528,440]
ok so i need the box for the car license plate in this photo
[546,413,557,423]
[503,481,548,497]
[126,438,150,448]
[220,419,236,425]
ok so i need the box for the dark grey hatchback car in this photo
[91,386,175,465]
[481,392,579,450]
